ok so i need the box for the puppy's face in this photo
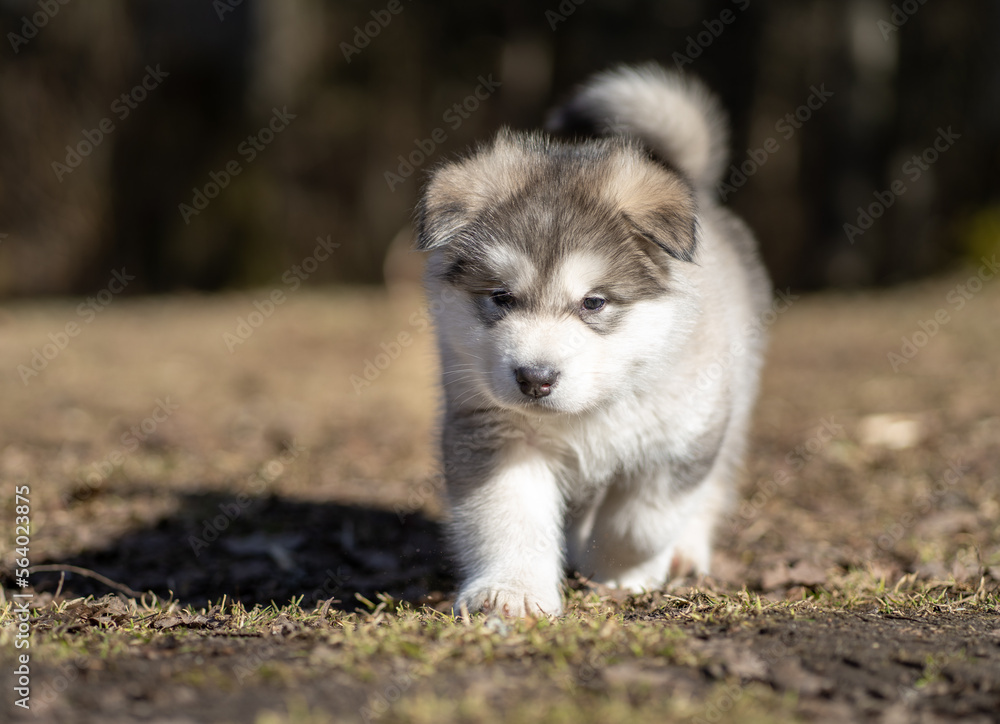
[419,132,699,415]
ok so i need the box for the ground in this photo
[1,263,999,723]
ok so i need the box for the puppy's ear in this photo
[415,163,476,251]
[416,129,538,251]
[608,160,699,263]
[623,198,698,263]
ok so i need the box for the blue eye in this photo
[582,297,606,311]
[490,290,515,309]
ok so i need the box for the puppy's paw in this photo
[455,583,563,618]
[600,573,662,594]
[598,553,704,592]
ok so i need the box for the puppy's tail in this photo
[546,64,729,197]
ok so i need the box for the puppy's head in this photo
[417,131,700,415]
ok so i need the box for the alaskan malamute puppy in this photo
[416,64,770,616]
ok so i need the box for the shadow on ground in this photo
[25,493,453,610]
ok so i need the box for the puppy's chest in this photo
[525,406,678,487]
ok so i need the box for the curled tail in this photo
[546,64,729,197]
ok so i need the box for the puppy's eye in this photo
[582,296,606,312]
[490,290,516,309]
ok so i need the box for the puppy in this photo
[416,64,770,616]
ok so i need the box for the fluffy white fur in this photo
[547,63,730,194]
[419,65,770,617]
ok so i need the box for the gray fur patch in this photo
[420,133,701,340]
[440,409,509,493]
[667,407,731,494]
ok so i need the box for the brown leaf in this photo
[787,560,827,587]
[153,616,184,630]
[761,562,792,591]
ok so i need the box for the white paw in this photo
[455,582,563,617]
[600,573,659,593]
[597,550,705,592]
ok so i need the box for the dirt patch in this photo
[1,270,999,723]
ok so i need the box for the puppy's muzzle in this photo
[514,365,559,399]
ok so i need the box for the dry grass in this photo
[1,264,999,722]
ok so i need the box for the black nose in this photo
[514,366,559,398]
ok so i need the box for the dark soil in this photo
[2,270,999,723]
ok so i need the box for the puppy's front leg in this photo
[448,441,565,617]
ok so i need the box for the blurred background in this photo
[1,0,998,297]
